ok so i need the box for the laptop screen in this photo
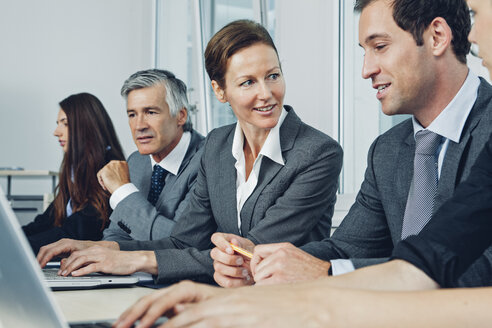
[0,188,68,328]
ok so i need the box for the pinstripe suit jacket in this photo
[302,78,492,287]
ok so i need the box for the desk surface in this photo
[0,170,58,176]
[53,287,155,322]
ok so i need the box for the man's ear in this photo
[211,80,227,103]
[177,107,187,126]
[426,17,452,58]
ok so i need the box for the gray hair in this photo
[121,69,192,131]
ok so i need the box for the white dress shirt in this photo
[332,71,480,275]
[109,131,191,209]
[232,108,287,233]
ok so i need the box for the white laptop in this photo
[3,188,139,289]
[0,188,149,327]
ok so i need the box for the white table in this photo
[53,287,156,322]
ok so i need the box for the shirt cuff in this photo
[330,259,356,276]
[109,183,139,209]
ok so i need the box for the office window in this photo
[154,0,375,195]
[199,0,256,129]
[154,0,491,201]
[155,0,275,134]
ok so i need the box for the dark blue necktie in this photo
[147,165,168,206]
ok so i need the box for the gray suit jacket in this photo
[119,106,343,283]
[103,130,205,241]
[302,78,492,286]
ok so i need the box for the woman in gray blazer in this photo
[37,19,342,286]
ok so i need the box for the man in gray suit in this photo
[98,69,204,241]
[211,0,492,288]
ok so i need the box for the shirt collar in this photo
[150,131,191,175]
[412,70,480,142]
[232,107,288,166]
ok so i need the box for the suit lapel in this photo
[177,130,203,176]
[218,128,240,235]
[239,107,300,233]
[435,138,467,210]
[156,131,204,205]
[435,90,485,210]
[240,158,284,234]
[138,155,153,198]
[393,133,415,237]
[156,174,177,207]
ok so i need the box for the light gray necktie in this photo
[401,130,443,239]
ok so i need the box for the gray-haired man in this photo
[98,69,204,241]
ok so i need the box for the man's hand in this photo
[251,242,331,285]
[56,247,157,277]
[142,281,324,328]
[210,233,255,288]
[113,280,224,328]
[97,160,131,194]
[37,238,118,268]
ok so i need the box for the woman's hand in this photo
[210,233,255,287]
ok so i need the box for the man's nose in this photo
[361,53,380,80]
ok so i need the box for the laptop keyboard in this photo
[70,323,113,328]
[43,268,94,280]
[70,322,162,328]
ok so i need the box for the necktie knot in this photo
[151,164,167,182]
[415,130,442,155]
[148,165,168,206]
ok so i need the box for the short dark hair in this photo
[354,0,471,63]
[204,19,278,89]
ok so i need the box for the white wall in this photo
[274,0,338,138]
[156,0,190,82]
[272,1,379,197]
[2,0,489,200]
[338,6,380,195]
[0,0,154,195]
